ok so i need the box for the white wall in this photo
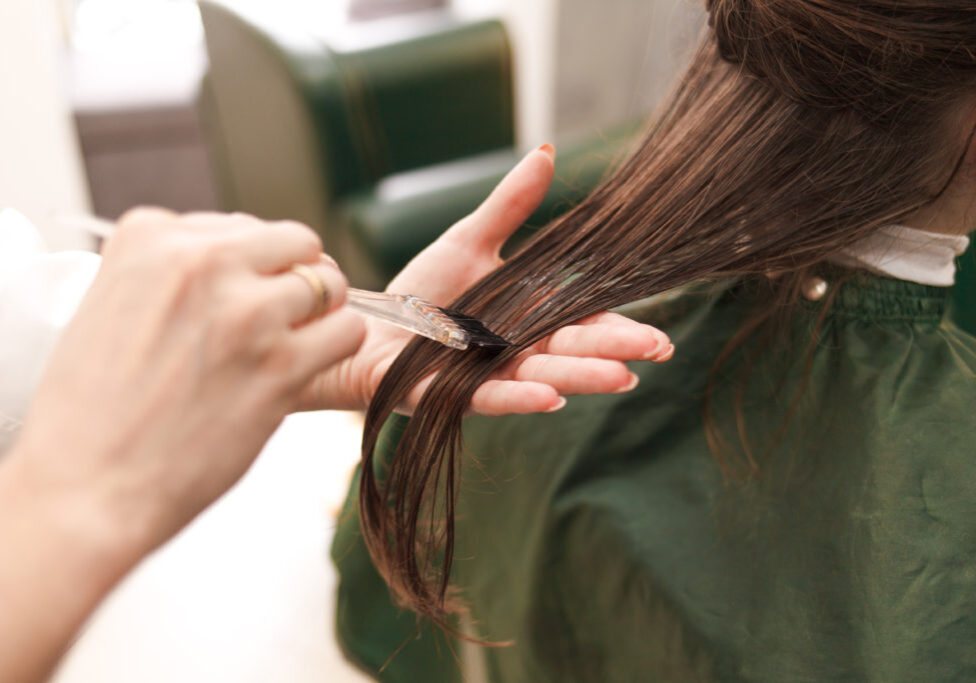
[456,0,704,147]
[454,0,558,148]
[554,0,704,140]
[0,0,92,250]
[500,0,558,148]
[0,0,702,250]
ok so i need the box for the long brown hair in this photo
[358,1,976,627]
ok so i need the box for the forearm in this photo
[0,447,136,683]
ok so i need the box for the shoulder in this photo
[861,318,976,435]
[501,496,717,682]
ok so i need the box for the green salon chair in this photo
[198,1,636,288]
[951,241,976,334]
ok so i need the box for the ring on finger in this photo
[289,262,330,319]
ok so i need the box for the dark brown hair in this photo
[358,1,976,626]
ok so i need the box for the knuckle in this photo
[601,312,630,325]
[276,219,315,237]
[229,211,257,223]
[194,211,257,236]
[278,220,324,255]
[174,240,232,276]
[223,212,259,230]
[117,206,171,230]
[110,207,174,254]
[521,354,552,380]
[304,230,324,254]
[319,250,339,268]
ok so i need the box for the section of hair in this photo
[359,2,976,627]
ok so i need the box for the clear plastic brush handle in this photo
[59,215,472,350]
[344,288,469,350]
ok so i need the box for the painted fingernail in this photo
[546,397,568,413]
[537,143,556,161]
[614,373,640,394]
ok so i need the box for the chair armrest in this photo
[343,125,640,283]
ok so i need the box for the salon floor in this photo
[52,411,371,683]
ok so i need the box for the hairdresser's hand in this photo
[8,209,365,560]
[300,147,673,416]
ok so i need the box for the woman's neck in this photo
[906,100,976,236]
[904,172,975,235]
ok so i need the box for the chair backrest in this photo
[199,1,334,230]
[199,1,515,229]
[325,19,514,194]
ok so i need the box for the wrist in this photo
[0,444,146,683]
[0,440,149,585]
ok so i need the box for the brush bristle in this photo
[440,309,511,349]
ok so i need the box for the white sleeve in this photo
[0,209,101,455]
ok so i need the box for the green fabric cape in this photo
[332,270,976,682]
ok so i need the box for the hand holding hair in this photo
[298,145,674,416]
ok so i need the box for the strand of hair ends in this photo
[358,2,976,630]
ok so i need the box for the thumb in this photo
[445,144,556,256]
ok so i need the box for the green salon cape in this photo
[331,269,976,682]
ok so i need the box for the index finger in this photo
[181,214,324,274]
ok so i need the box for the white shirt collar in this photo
[829,225,970,287]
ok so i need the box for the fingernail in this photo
[537,143,556,161]
[546,397,567,413]
[656,344,675,362]
[318,253,339,269]
[614,372,640,394]
[640,339,661,361]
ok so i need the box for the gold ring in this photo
[289,263,330,319]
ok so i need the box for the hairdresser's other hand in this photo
[299,147,673,416]
[7,209,365,560]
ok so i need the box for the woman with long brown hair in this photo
[333,1,976,680]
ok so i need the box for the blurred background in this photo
[0,0,703,680]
